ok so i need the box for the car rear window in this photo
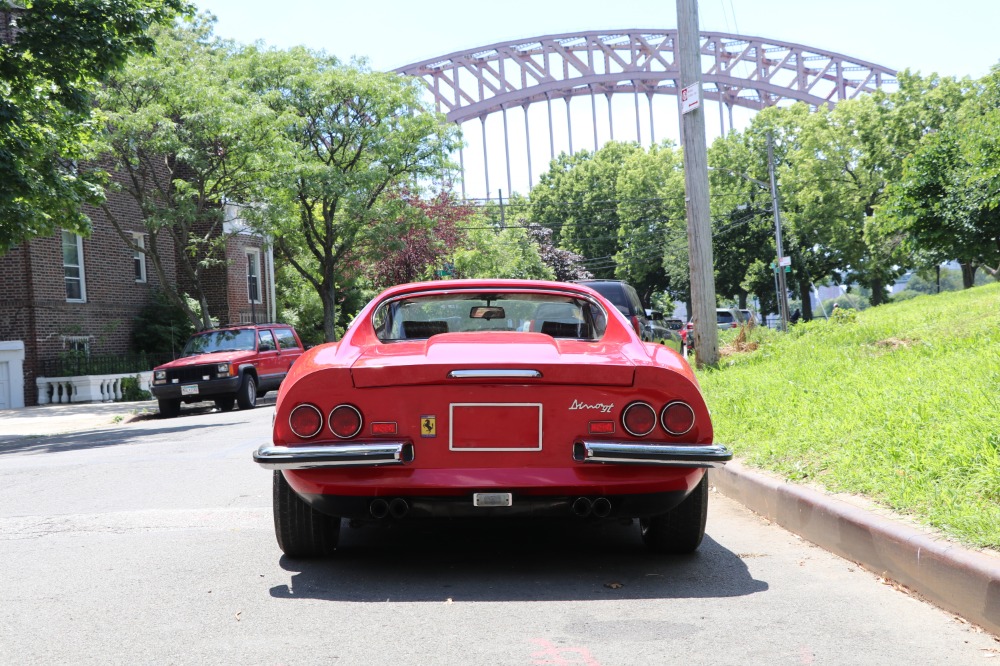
[717,311,735,325]
[581,283,630,315]
[372,292,608,341]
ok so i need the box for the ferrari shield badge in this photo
[420,415,436,438]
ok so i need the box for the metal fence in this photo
[39,353,174,378]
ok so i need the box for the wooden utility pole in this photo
[676,0,718,367]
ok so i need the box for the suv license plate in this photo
[181,384,199,396]
[473,492,512,508]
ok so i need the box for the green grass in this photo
[696,282,1000,550]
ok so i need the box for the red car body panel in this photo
[258,279,727,521]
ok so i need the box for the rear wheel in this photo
[236,374,257,410]
[214,397,235,412]
[157,398,180,419]
[273,471,340,558]
[640,473,708,554]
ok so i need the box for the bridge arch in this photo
[395,30,897,197]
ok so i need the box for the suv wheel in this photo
[236,374,257,410]
[157,398,180,419]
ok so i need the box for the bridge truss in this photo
[395,29,897,198]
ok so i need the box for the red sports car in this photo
[254,279,731,558]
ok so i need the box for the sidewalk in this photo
[1,400,998,635]
[0,400,160,437]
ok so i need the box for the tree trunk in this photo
[321,283,339,343]
[960,262,976,289]
[869,275,887,306]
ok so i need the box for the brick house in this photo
[0,185,275,408]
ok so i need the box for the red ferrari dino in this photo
[254,279,731,557]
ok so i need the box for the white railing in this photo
[36,371,153,405]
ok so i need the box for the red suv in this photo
[151,323,304,418]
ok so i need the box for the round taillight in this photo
[288,404,323,439]
[329,404,363,439]
[661,401,695,436]
[622,402,657,437]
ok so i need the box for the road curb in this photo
[713,460,1000,637]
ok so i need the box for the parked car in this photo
[253,279,732,558]
[151,323,304,418]
[643,309,684,353]
[716,307,747,329]
[572,279,652,341]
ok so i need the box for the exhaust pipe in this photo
[592,497,612,518]
[389,498,410,519]
[571,497,593,517]
[370,498,389,519]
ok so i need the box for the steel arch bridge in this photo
[395,29,897,198]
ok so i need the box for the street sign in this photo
[778,256,791,267]
[680,83,700,114]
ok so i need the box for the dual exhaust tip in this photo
[369,498,409,519]
[572,496,612,518]
[370,496,613,519]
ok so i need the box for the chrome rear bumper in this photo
[254,441,413,470]
[573,440,732,467]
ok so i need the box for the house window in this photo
[62,336,91,355]
[62,231,86,302]
[133,232,147,283]
[247,249,261,304]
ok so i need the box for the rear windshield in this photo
[372,292,607,342]
[717,311,736,325]
[582,283,629,315]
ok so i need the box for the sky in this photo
[193,0,1000,197]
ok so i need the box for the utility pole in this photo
[767,132,790,332]
[676,0,718,367]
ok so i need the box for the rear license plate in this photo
[473,492,512,508]
[181,384,199,396]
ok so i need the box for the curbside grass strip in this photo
[712,460,1000,637]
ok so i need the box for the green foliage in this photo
[119,375,151,402]
[131,290,194,356]
[698,282,1000,549]
[241,46,461,342]
[0,0,191,254]
[451,225,554,280]
[96,15,279,330]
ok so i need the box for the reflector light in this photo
[622,402,656,437]
[661,401,696,436]
[371,421,397,435]
[588,421,615,435]
[288,404,323,439]
[329,404,363,439]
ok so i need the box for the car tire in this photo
[236,374,257,410]
[157,398,180,418]
[273,471,341,558]
[214,397,235,412]
[639,472,708,554]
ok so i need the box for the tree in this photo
[96,16,280,330]
[451,225,554,280]
[883,69,1000,286]
[614,142,685,305]
[528,142,645,279]
[0,0,190,254]
[365,189,472,290]
[247,47,461,342]
[525,223,591,281]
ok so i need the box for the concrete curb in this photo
[713,460,1000,636]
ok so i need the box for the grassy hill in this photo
[695,282,1000,550]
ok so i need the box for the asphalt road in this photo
[1,403,996,665]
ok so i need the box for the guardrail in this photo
[36,372,154,405]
